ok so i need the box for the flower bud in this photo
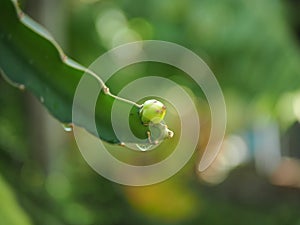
[140,99,166,124]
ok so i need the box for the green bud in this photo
[140,99,166,124]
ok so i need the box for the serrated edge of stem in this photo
[11,0,142,108]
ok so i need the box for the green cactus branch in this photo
[0,0,171,144]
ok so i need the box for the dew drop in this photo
[62,123,73,132]
[119,142,125,147]
[40,96,44,103]
[19,84,25,90]
[135,143,153,152]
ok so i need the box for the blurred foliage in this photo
[69,0,300,99]
[67,0,300,132]
[0,175,32,225]
[1,0,300,224]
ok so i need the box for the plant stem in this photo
[86,69,143,108]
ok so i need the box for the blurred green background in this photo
[1,0,300,224]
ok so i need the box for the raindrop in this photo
[40,96,44,103]
[135,143,153,152]
[62,123,73,132]
[19,84,25,90]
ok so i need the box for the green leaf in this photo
[0,0,156,144]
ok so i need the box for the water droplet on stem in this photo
[19,84,25,90]
[135,143,153,151]
[62,123,73,132]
